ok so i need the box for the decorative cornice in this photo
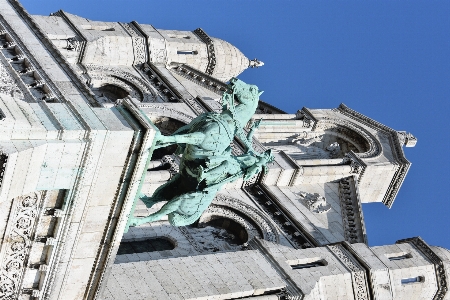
[172,64,227,94]
[140,63,181,102]
[7,4,99,107]
[0,20,58,103]
[193,28,216,75]
[338,177,367,244]
[245,185,317,249]
[396,237,448,300]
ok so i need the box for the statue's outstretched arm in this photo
[155,132,206,149]
[130,197,183,226]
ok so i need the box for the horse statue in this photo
[128,78,273,227]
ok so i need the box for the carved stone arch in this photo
[315,118,382,159]
[85,64,159,103]
[91,76,141,101]
[198,194,279,244]
[138,104,194,126]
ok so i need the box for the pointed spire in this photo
[249,58,264,68]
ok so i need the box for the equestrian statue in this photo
[128,78,273,227]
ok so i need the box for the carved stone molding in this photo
[0,57,22,99]
[338,177,367,244]
[206,194,279,244]
[140,63,181,103]
[255,100,287,114]
[185,97,207,115]
[0,18,59,103]
[396,237,448,300]
[296,108,317,128]
[193,28,216,75]
[314,117,381,159]
[138,104,194,124]
[172,64,227,95]
[0,192,44,299]
[328,244,370,300]
[85,64,157,103]
[245,186,315,249]
[119,22,147,65]
[343,152,367,180]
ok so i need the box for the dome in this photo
[210,38,251,82]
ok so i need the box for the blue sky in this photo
[20,0,450,249]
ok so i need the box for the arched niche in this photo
[85,64,159,105]
[91,83,130,104]
[196,195,279,245]
[263,122,379,162]
[149,116,187,160]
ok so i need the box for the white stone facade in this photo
[0,1,447,300]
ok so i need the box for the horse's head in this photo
[223,78,263,128]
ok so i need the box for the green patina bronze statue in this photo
[129,78,273,227]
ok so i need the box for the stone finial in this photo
[249,58,264,68]
[397,131,417,147]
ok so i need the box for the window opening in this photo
[401,276,424,284]
[291,260,326,270]
[177,50,198,55]
[388,253,412,261]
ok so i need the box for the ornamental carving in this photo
[0,19,59,103]
[137,104,194,124]
[0,59,22,98]
[328,244,369,300]
[0,192,43,299]
[120,22,147,65]
[209,194,279,243]
[140,64,180,102]
[298,192,331,213]
[193,28,216,75]
[396,237,448,300]
[315,118,381,159]
[85,64,157,103]
[172,64,227,95]
[343,153,367,179]
[339,177,366,244]
[245,186,315,249]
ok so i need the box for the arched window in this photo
[117,238,174,255]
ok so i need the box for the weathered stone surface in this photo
[0,1,445,300]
